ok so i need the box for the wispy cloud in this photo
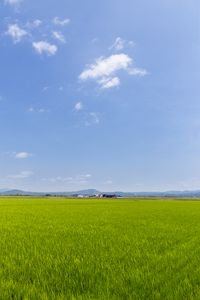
[110,37,125,51]
[109,37,135,51]
[52,31,66,43]
[80,53,147,89]
[42,176,73,183]
[42,86,50,92]
[28,107,49,113]
[104,180,113,185]
[26,19,42,29]
[6,24,28,43]
[59,86,64,91]
[32,19,42,27]
[85,112,100,126]
[32,41,58,56]
[15,152,32,159]
[53,17,70,26]
[98,77,120,89]
[8,171,33,179]
[74,102,83,111]
[42,174,92,185]
[1,151,33,160]
[128,68,148,76]
[73,103,100,127]
[4,0,23,7]
[89,113,100,124]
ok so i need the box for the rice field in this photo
[0,197,200,299]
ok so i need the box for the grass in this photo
[0,197,200,299]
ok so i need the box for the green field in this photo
[0,197,200,299]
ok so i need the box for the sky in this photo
[0,0,200,192]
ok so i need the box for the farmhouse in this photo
[99,194,117,198]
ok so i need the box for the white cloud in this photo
[32,41,57,56]
[6,24,28,43]
[53,17,70,26]
[8,171,33,179]
[4,0,23,6]
[52,31,66,43]
[32,19,42,27]
[15,152,32,159]
[74,102,83,111]
[84,174,92,178]
[80,53,147,89]
[80,54,132,81]
[99,77,120,89]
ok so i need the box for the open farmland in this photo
[0,198,200,299]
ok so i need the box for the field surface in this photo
[0,198,200,299]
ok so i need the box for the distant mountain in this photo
[115,190,200,198]
[0,189,101,196]
[0,189,11,193]
[0,189,43,196]
[1,188,200,197]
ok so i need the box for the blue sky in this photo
[0,0,199,192]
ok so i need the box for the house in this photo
[99,194,117,198]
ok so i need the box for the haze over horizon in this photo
[0,0,199,192]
